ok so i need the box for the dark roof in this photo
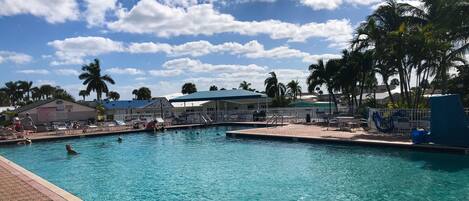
[103,99,171,110]
[15,99,95,113]
[170,89,267,102]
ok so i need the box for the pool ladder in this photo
[200,113,213,125]
[266,114,283,127]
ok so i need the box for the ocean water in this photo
[1,126,469,201]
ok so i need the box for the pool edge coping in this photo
[0,155,82,201]
[226,130,469,154]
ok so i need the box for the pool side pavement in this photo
[0,155,81,201]
[226,124,469,154]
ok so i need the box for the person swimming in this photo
[66,144,78,155]
[117,137,122,143]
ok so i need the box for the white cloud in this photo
[48,36,124,65]
[55,69,79,76]
[0,51,32,64]
[161,57,267,73]
[17,69,50,75]
[83,0,118,27]
[148,69,183,77]
[107,0,353,45]
[49,36,340,65]
[0,0,79,23]
[105,67,144,75]
[300,0,343,10]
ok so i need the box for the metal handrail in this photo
[266,114,283,127]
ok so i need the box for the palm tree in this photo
[0,91,10,106]
[239,81,252,91]
[286,80,302,100]
[17,81,33,101]
[134,87,152,100]
[181,83,197,94]
[39,85,55,100]
[307,59,340,112]
[375,62,397,105]
[53,87,75,102]
[209,85,218,91]
[31,87,41,101]
[79,90,90,101]
[107,91,120,101]
[2,81,19,105]
[78,59,115,101]
[132,89,138,99]
[264,72,286,98]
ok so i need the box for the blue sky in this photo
[0,0,401,100]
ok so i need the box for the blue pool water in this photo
[1,126,469,200]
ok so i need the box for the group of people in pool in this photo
[65,137,123,155]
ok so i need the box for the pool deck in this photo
[0,122,274,145]
[0,155,81,201]
[226,124,469,154]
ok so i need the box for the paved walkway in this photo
[0,156,81,201]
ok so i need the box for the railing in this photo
[368,108,432,135]
[266,114,284,127]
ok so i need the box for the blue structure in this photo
[372,110,407,133]
[430,95,469,147]
[169,90,267,102]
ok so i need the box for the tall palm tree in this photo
[307,59,341,112]
[209,85,218,91]
[181,83,197,94]
[107,91,120,101]
[264,72,286,98]
[286,80,302,100]
[79,90,90,101]
[132,89,138,99]
[134,87,152,100]
[375,63,397,105]
[78,59,115,101]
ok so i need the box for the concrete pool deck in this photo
[226,124,469,154]
[0,156,81,201]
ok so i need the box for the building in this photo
[102,98,173,121]
[15,99,96,124]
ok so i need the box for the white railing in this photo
[173,106,349,124]
[368,108,432,135]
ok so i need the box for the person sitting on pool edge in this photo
[66,144,78,155]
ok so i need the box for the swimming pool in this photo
[1,126,469,200]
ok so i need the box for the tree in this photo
[209,85,218,91]
[79,90,90,101]
[78,59,115,101]
[134,87,152,100]
[17,81,33,102]
[286,80,302,100]
[181,83,197,94]
[0,91,10,106]
[107,91,120,101]
[307,59,340,112]
[239,81,254,91]
[53,87,75,102]
[264,72,286,98]
[31,87,41,101]
[39,85,55,100]
[1,81,20,105]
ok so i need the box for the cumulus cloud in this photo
[107,0,353,45]
[160,57,267,74]
[105,67,144,75]
[0,51,32,64]
[49,36,339,65]
[0,0,79,23]
[16,69,50,75]
[47,36,124,65]
[83,0,118,27]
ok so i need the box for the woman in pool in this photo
[66,144,78,155]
